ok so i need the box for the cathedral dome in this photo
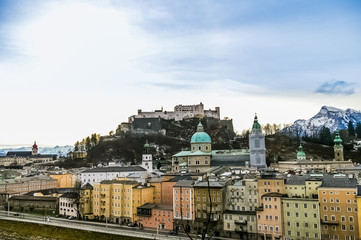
[190,122,211,143]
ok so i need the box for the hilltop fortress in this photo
[128,102,220,122]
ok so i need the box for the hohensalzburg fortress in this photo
[128,102,220,122]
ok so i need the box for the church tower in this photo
[333,130,344,161]
[142,140,153,172]
[297,144,306,161]
[32,141,38,155]
[249,114,266,168]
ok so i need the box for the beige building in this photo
[223,178,258,239]
[0,175,57,195]
[282,198,321,239]
[0,142,57,166]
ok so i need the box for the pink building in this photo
[137,203,173,230]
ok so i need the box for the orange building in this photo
[137,203,173,230]
[256,174,285,240]
[257,193,283,240]
[318,175,358,240]
[173,180,195,233]
[50,173,75,188]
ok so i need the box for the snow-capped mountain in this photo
[0,145,73,157]
[282,106,361,137]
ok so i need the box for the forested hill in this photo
[84,117,237,166]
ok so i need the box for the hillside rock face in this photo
[282,106,361,137]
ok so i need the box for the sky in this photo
[0,0,360,146]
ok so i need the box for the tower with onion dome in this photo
[32,141,38,155]
[297,144,306,161]
[333,130,344,161]
[249,114,266,167]
[141,139,153,172]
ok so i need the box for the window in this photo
[304,204,307,208]
[350,225,354,231]
[349,216,354,222]
[341,216,346,222]
[314,223,317,228]
[295,203,299,208]
[341,225,346,231]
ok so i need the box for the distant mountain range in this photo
[0,145,73,157]
[282,106,361,137]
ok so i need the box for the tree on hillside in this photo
[319,127,332,146]
[356,123,361,138]
[74,141,80,152]
[85,136,91,151]
[348,120,356,137]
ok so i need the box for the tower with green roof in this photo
[142,139,153,171]
[333,130,344,161]
[297,144,306,161]
[249,114,266,167]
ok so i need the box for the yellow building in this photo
[50,173,76,188]
[92,180,155,224]
[284,174,322,198]
[356,193,361,240]
[80,183,93,219]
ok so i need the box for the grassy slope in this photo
[0,219,143,240]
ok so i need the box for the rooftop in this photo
[81,166,146,173]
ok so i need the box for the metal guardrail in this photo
[0,215,182,240]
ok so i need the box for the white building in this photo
[128,102,220,122]
[80,166,146,186]
[59,192,79,218]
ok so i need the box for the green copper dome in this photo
[144,139,150,148]
[252,114,261,130]
[297,144,306,158]
[191,122,211,143]
[334,130,343,146]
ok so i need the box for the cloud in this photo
[315,80,355,95]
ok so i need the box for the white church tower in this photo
[141,140,153,172]
[249,114,266,168]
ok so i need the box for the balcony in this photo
[234,219,247,225]
[321,219,339,225]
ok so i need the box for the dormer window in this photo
[198,145,201,150]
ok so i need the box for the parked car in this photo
[127,222,138,227]
[13,213,20,216]
[67,216,76,220]
[168,231,177,236]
